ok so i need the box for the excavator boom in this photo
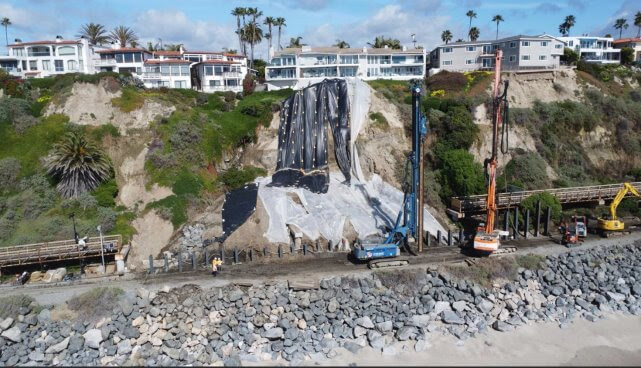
[598,182,641,234]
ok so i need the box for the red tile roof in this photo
[225,53,245,58]
[613,37,641,44]
[183,50,223,55]
[97,48,151,54]
[9,40,80,47]
[153,50,181,56]
[144,59,192,65]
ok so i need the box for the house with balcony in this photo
[613,37,641,62]
[95,45,153,76]
[192,59,246,93]
[559,35,620,64]
[265,45,425,90]
[428,35,563,75]
[142,59,192,89]
[6,37,96,78]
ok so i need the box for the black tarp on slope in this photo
[220,183,258,242]
[271,79,351,193]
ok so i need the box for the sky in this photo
[1,0,639,60]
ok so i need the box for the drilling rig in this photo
[473,49,510,252]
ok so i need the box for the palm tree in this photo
[441,30,453,44]
[77,23,109,45]
[559,22,568,36]
[241,22,263,69]
[231,7,246,56]
[564,15,576,36]
[333,40,350,48]
[109,26,138,48]
[367,36,401,49]
[615,18,629,39]
[245,7,263,68]
[1,18,11,48]
[492,15,504,40]
[466,10,477,38]
[264,16,275,53]
[45,133,112,198]
[274,17,286,50]
[163,43,183,51]
[635,11,641,38]
[469,27,480,42]
[288,36,303,48]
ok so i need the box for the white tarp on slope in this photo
[257,78,447,244]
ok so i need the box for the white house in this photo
[95,45,153,76]
[142,59,192,89]
[613,37,641,62]
[559,35,620,64]
[193,59,245,93]
[5,37,96,78]
[265,45,426,90]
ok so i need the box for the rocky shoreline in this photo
[1,242,641,366]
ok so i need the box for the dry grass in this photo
[0,294,38,319]
[66,287,123,322]
[442,256,518,288]
[374,269,429,295]
[515,253,546,270]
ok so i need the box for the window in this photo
[170,66,179,75]
[442,60,452,65]
[541,41,548,47]
[465,59,474,65]
[205,66,213,76]
[42,60,50,71]
[466,46,476,52]
[442,47,452,53]
[29,60,38,70]
[340,55,358,64]
[521,55,530,60]
[21,60,26,71]
[67,60,77,70]
[339,67,357,77]
[12,48,25,57]
[569,41,574,47]
[392,55,406,64]
[57,46,75,56]
[209,80,221,86]
[413,55,423,63]
[483,45,492,54]
[161,66,170,76]
[539,55,547,60]
[555,44,562,49]
[227,79,239,86]
[522,41,530,47]
[181,66,190,76]
[115,54,124,63]
[134,53,142,62]
[124,53,134,63]
[510,42,517,48]
[174,80,186,88]
[214,66,223,75]
[509,55,516,62]
[54,60,64,72]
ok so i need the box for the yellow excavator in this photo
[597,183,641,236]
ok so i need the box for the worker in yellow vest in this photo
[211,257,223,276]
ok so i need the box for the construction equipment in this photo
[570,215,587,238]
[560,215,580,246]
[352,81,427,268]
[597,182,641,236]
[473,49,510,252]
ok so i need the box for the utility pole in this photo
[70,213,78,244]
[97,225,105,274]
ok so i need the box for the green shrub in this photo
[561,47,579,65]
[503,152,549,190]
[92,179,118,207]
[369,112,388,129]
[147,195,186,227]
[431,105,479,152]
[219,166,267,190]
[437,149,485,200]
[89,124,120,142]
[113,211,136,244]
[0,97,31,124]
[520,192,562,221]
[111,87,144,112]
[172,169,203,196]
[0,157,21,193]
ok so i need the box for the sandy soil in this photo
[129,211,174,270]
[118,146,173,208]
[506,69,580,109]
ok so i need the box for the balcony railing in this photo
[202,85,243,93]
[223,72,242,78]
[27,52,51,57]
[95,59,117,66]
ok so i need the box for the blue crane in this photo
[352,81,428,268]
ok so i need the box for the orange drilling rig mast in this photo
[473,49,509,252]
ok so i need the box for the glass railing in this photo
[27,52,51,57]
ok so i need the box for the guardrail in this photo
[450,182,641,215]
[0,235,122,269]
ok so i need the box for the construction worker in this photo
[211,257,223,276]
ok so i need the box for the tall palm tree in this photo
[77,23,109,45]
[333,40,350,48]
[635,11,641,38]
[45,132,112,198]
[264,16,275,53]
[559,22,568,36]
[466,10,477,38]
[288,36,303,48]
[231,7,246,56]
[441,30,453,44]
[469,27,480,42]
[109,26,138,48]
[564,15,576,36]
[241,22,263,69]
[1,18,11,48]
[274,17,286,50]
[246,7,263,68]
[615,18,629,39]
[492,15,504,40]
